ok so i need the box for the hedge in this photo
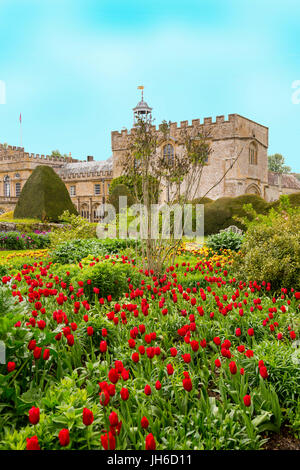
[203,192,300,235]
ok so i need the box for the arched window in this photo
[4,175,10,197]
[93,204,101,222]
[163,144,174,164]
[81,204,89,220]
[249,142,257,165]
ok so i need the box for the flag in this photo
[19,113,21,124]
[137,85,144,90]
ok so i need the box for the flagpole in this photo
[19,113,22,147]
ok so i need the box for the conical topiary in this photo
[13,165,78,222]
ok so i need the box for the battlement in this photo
[111,114,269,140]
[111,113,269,152]
[0,142,80,163]
[111,114,240,138]
[59,169,113,180]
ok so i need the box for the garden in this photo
[0,194,299,451]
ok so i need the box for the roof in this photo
[133,99,152,112]
[58,157,113,177]
[268,171,300,190]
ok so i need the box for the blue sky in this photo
[0,0,299,170]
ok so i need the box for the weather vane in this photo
[137,85,144,101]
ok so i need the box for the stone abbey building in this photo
[0,94,299,221]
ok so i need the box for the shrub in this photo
[74,259,144,301]
[204,194,269,235]
[236,196,300,291]
[13,165,77,222]
[189,197,213,205]
[206,230,244,253]
[0,211,14,221]
[0,231,50,250]
[109,174,159,203]
[203,192,300,235]
[48,211,96,248]
[51,237,141,264]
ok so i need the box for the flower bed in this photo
[0,231,50,250]
[0,248,299,450]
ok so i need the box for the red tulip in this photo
[145,433,156,450]
[29,407,40,425]
[58,428,70,447]
[26,435,40,450]
[7,361,16,372]
[83,407,94,426]
[141,416,149,428]
[243,394,251,406]
[101,431,115,450]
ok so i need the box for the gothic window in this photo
[15,182,21,197]
[81,204,89,219]
[163,144,174,164]
[70,185,76,196]
[249,142,258,165]
[95,184,101,195]
[4,175,10,197]
[93,204,101,221]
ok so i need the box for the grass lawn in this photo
[0,211,41,224]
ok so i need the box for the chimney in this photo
[87,155,94,162]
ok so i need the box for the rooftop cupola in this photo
[133,86,152,126]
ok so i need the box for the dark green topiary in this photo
[109,174,159,203]
[108,184,136,213]
[13,165,78,222]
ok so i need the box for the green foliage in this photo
[51,237,140,264]
[236,196,300,291]
[50,149,69,159]
[269,191,300,211]
[206,231,244,253]
[268,153,291,174]
[49,211,96,248]
[13,166,78,222]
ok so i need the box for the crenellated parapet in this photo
[111,114,269,151]
[58,169,113,180]
[0,143,79,163]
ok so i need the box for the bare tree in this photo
[118,116,213,274]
